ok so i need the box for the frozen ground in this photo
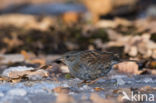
[0,54,155,103]
[0,74,155,103]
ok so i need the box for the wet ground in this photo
[0,71,155,103]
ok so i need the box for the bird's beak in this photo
[53,57,64,63]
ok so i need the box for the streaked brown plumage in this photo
[59,50,119,80]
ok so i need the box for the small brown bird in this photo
[57,50,120,82]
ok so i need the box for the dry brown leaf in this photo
[115,88,131,102]
[139,86,155,92]
[150,61,156,68]
[1,66,48,81]
[21,50,31,60]
[150,70,156,75]
[0,14,54,31]
[21,50,36,60]
[96,20,117,28]
[106,34,156,59]
[115,17,132,27]
[62,12,80,24]
[21,50,46,66]
[90,93,114,103]
[3,33,23,49]
[11,78,22,83]
[27,69,49,80]
[0,76,22,83]
[94,87,104,92]
[30,59,46,66]
[52,87,70,94]
[114,61,140,75]
[106,29,123,41]
[8,71,31,79]
[141,69,156,75]
[135,18,156,33]
[83,0,137,22]
[56,93,75,103]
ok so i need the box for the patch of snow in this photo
[110,75,127,79]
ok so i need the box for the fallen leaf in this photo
[56,93,75,103]
[27,69,49,80]
[62,12,80,24]
[106,34,156,59]
[94,87,104,92]
[0,14,54,31]
[83,0,137,22]
[90,93,114,103]
[141,69,156,75]
[3,33,23,49]
[52,87,70,94]
[150,61,156,68]
[21,50,36,60]
[21,50,46,66]
[1,66,48,81]
[139,86,155,92]
[114,61,140,75]
[30,59,46,66]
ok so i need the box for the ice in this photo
[7,88,27,96]
[116,78,125,86]
[0,92,4,97]
[110,75,127,86]
[80,85,94,92]
[62,83,70,87]
[143,78,153,83]
[110,75,128,79]
[0,74,155,103]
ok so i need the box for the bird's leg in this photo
[78,79,99,86]
[86,78,100,85]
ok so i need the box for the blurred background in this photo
[0,0,155,59]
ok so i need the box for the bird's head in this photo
[55,51,79,65]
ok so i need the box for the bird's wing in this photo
[79,50,114,70]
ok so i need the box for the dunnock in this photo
[56,50,120,81]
